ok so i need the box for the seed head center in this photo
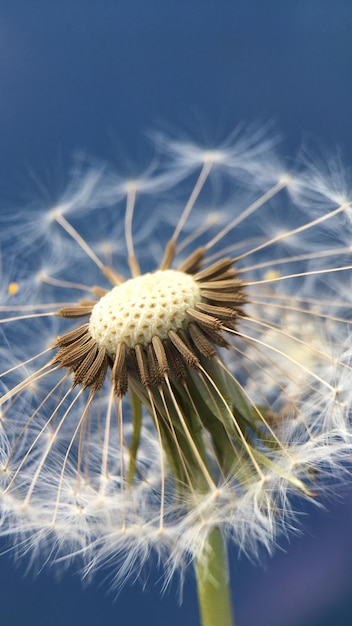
[88,269,201,355]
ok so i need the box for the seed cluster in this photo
[53,254,246,396]
[88,270,201,353]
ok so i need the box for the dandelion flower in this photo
[1,128,352,625]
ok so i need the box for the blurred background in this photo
[1,2,352,625]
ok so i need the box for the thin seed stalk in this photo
[194,526,234,626]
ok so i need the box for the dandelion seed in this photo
[0,128,352,625]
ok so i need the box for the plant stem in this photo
[127,388,142,485]
[195,527,234,626]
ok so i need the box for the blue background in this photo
[1,2,352,625]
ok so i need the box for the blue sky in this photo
[1,2,352,625]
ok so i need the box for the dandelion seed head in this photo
[1,126,352,590]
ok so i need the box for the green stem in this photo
[127,388,142,485]
[195,527,235,626]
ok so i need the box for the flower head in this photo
[0,128,352,587]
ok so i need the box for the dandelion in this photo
[1,127,352,625]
